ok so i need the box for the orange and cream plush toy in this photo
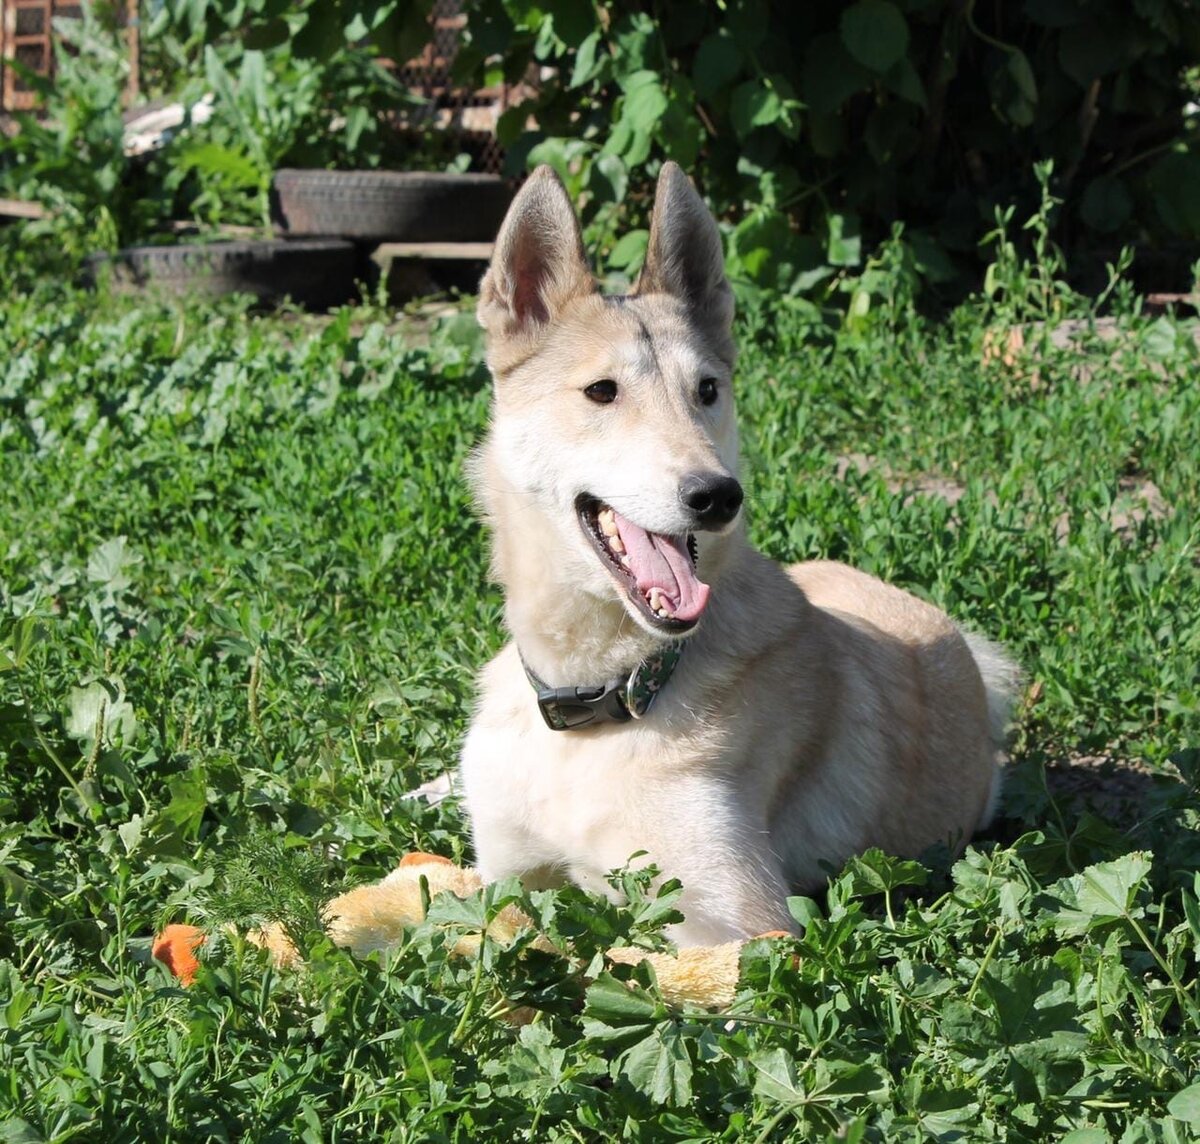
[152,853,757,1009]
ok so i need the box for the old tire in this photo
[272,169,512,242]
[86,239,361,309]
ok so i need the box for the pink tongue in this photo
[612,510,711,622]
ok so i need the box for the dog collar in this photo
[521,644,684,731]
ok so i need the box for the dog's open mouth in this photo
[577,495,711,632]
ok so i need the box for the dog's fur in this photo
[460,163,1019,946]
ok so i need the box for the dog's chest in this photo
[459,663,726,880]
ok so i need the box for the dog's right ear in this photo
[478,166,595,347]
[637,162,733,335]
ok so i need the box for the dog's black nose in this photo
[679,472,743,529]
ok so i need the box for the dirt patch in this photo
[1052,475,1173,544]
[1109,476,1171,538]
[836,455,1171,542]
[1041,751,1180,824]
[834,453,977,511]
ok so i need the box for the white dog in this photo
[459,163,1018,945]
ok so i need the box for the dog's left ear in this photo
[478,166,595,349]
[637,162,733,333]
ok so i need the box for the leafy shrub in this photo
[149,0,435,229]
[465,0,1200,295]
[3,0,1198,302]
[0,1,433,240]
[0,7,168,255]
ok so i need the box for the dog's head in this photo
[476,163,741,638]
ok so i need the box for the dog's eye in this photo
[584,380,618,404]
[698,378,719,406]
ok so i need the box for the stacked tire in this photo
[271,169,511,242]
[87,239,360,309]
[89,170,512,310]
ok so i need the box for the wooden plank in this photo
[0,196,47,219]
[372,241,493,261]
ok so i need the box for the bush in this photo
[464,0,1200,296]
[2,0,1197,301]
[0,1,431,243]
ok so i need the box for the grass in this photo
[0,261,1198,1141]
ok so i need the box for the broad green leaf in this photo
[802,33,870,115]
[622,1022,692,1106]
[547,0,596,49]
[823,1060,890,1102]
[1142,316,1179,360]
[884,55,927,108]
[1059,21,1127,85]
[583,969,667,1041]
[981,960,1079,1046]
[2,617,42,672]
[590,153,628,205]
[502,1024,568,1092]
[1168,1083,1200,1125]
[1007,49,1038,102]
[570,30,604,88]
[344,12,371,41]
[787,895,822,930]
[827,212,863,267]
[612,11,656,71]
[1148,153,1200,236]
[750,1047,804,1104]
[728,0,768,50]
[990,50,1038,126]
[0,1116,42,1144]
[159,771,208,840]
[1076,853,1152,916]
[840,0,909,73]
[535,10,561,57]
[1051,853,1152,935]
[693,33,742,100]
[4,988,35,1031]
[908,231,957,282]
[621,71,669,131]
[118,814,145,855]
[65,679,137,747]
[86,536,139,590]
[608,228,649,271]
[730,82,782,139]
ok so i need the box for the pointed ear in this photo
[477,166,595,345]
[636,162,733,331]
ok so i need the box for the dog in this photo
[459,163,1019,946]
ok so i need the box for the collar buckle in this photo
[534,678,632,731]
[524,643,683,732]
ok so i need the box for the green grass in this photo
[1,270,1198,1141]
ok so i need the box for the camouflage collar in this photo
[520,643,684,732]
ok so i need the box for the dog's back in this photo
[771,560,1018,881]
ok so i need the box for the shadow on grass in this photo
[984,746,1200,883]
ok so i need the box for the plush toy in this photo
[152,853,758,1009]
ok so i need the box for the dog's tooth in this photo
[600,513,618,537]
[619,554,631,568]
[648,587,660,610]
[609,535,625,554]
